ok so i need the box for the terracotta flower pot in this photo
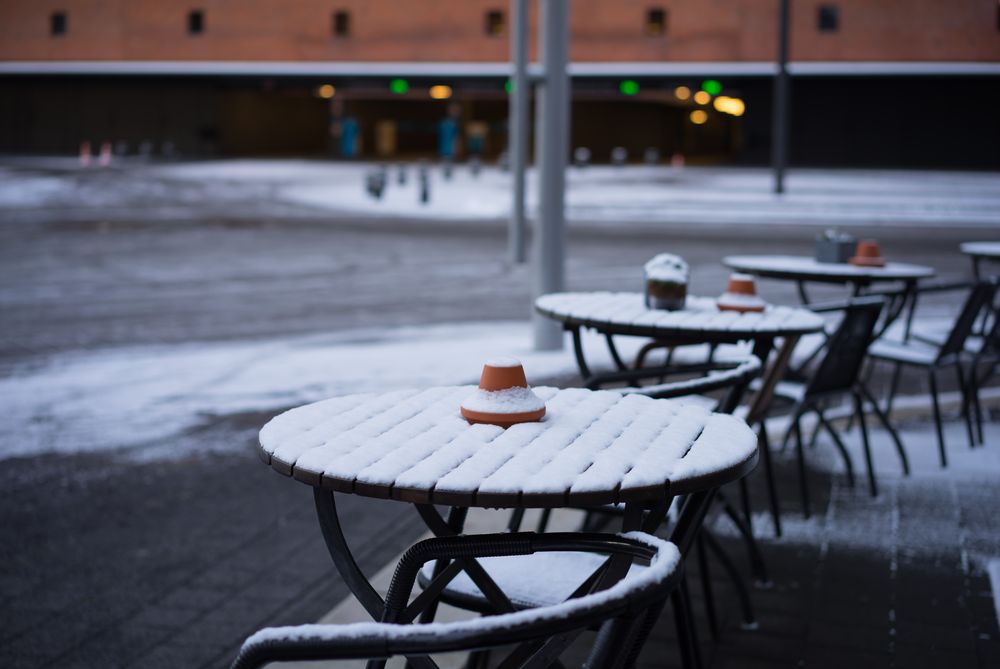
[717,273,766,313]
[477,357,529,392]
[726,274,758,296]
[849,239,886,267]
[460,358,546,428]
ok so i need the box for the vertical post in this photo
[772,0,790,194]
[509,0,529,264]
[533,0,569,350]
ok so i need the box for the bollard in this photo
[611,146,628,166]
[79,141,92,167]
[497,150,510,172]
[670,152,686,170]
[644,147,660,165]
[138,140,153,160]
[470,155,481,178]
[442,158,453,181]
[366,171,386,200]
[98,141,112,167]
[397,164,407,185]
[419,168,430,204]
[573,147,591,168]
[114,140,128,157]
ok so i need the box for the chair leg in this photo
[793,415,811,518]
[695,535,719,642]
[670,586,698,669]
[737,477,753,536]
[859,385,910,476]
[702,529,758,631]
[971,358,986,444]
[852,391,878,497]
[954,362,976,450]
[718,493,770,586]
[928,368,948,468]
[757,421,783,538]
[816,409,856,488]
[885,361,903,417]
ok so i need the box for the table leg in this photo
[746,335,800,537]
[313,489,385,619]
[795,280,812,306]
[604,333,628,371]
[568,325,595,385]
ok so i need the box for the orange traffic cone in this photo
[79,141,92,167]
[99,141,112,167]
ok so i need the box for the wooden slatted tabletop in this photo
[259,386,758,508]
[534,292,825,342]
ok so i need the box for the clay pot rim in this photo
[717,302,766,313]
[460,405,546,428]
[849,255,887,267]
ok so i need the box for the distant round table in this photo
[259,385,757,620]
[723,254,935,336]
[536,291,825,537]
[960,242,1000,279]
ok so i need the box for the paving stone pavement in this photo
[0,413,427,669]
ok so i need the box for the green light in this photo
[504,79,513,94]
[701,79,722,96]
[619,80,640,96]
[389,79,409,94]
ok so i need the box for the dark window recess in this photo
[188,10,204,35]
[817,5,839,32]
[333,10,350,37]
[645,8,667,36]
[50,12,67,36]
[485,10,504,36]
[997,3,1000,32]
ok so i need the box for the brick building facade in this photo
[1,1,998,166]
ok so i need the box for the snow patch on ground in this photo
[0,322,644,460]
[3,159,999,227]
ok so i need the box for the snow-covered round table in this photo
[960,242,1000,279]
[723,255,935,285]
[723,254,935,339]
[536,291,825,537]
[259,385,757,619]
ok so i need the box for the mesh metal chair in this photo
[231,531,681,669]
[768,297,907,517]
[869,279,998,467]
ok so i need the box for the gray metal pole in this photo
[772,0,790,194]
[533,0,569,351]
[508,0,529,264]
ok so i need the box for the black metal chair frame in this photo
[231,531,682,669]
[872,279,998,468]
[771,297,909,517]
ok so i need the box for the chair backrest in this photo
[938,279,999,360]
[231,532,681,669]
[620,353,762,414]
[805,296,884,398]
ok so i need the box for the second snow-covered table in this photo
[723,254,935,339]
[259,385,757,620]
[536,291,825,537]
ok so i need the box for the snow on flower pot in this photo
[717,273,766,313]
[644,253,689,311]
[849,239,887,268]
[460,357,546,428]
